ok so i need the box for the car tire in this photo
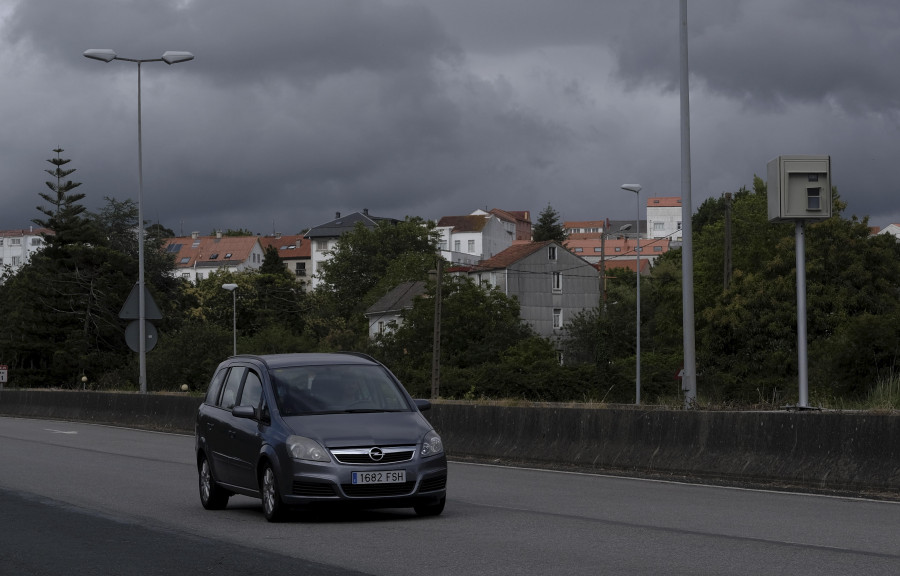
[261,463,287,522]
[414,496,446,517]
[199,455,230,510]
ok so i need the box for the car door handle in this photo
[206,422,215,431]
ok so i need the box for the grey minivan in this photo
[195,353,447,521]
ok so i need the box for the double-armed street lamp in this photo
[84,49,193,393]
[621,184,642,405]
[222,284,239,356]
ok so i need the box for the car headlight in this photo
[287,435,331,462]
[421,430,443,457]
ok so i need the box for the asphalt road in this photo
[0,416,898,576]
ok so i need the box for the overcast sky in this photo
[2,0,899,238]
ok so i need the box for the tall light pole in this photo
[84,49,194,393]
[621,184,642,405]
[222,284,238,356]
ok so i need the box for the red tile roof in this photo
[163,235,260,269]
[473,241,552,270]
[259,234,310,259]
[647,197,681,208]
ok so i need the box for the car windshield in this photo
[271,364,412,416]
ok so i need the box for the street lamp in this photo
[84,48,194,394]
[621,184,642,405]
[222,284,238,356]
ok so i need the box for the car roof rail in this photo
[337,351,379,363]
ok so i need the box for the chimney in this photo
[335,212,341,219]
[191,231,199,239]
[216,230,222,239]
[363,208,369,216]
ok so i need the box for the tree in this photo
[316,216,440,320]
[532,204,566,242]
[373,275,535,396]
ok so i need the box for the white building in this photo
[304,210,400,289]
[646,197,682,241]
[436,213,514,265]
[0,227,50,278]
[878,223,900,241]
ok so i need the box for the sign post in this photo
[0,365,8,389]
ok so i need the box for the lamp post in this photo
[621,184,642,405]
[84,49,194,394]
[222,284,238,356]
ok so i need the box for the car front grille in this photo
[330,446,416,465]
[419,474,447,493]
[293,481,337,497]
[341,481,417,497]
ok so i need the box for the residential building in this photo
[468,240,600,340]
[436,212,514,265]
[0,227,51,278]
[303,210,400,289]
[364,280,427,338]
[646,196,682,240]
[258,233,311,288]
[480,208,532,241]
[565,235,670,269]
[162,232,265,283]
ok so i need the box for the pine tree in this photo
[532,204,567,242]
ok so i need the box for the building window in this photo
[454,240,461,252]
[0,239,4,246]
[378,321,384,335]
[11,238,21,246]
[467,239,475,253]
[594,247,602,252]
[654,246,663,252]
[553,308,562,329]
[210,253,219,260]
[181,273,190,279]
[574,247,583,252]
[552,271,562,293]
[31,238,43,246]
[548,246,557,260]
[615,247,621,253]
[677,222,683,230]
[316,240,328,251]
[180,257,190,264]
[196,273,204,280]
[653,222,664,231]
[295,262,306,277]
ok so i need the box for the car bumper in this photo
[279,454,448,508]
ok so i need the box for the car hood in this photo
[282,411,431,448]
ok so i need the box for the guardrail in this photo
[1,390,897,498]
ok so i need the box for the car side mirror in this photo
[414,399,431,411]
[232,405,256,419]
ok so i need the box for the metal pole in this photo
[232,289,237,356]
[680,0,698,406]
[795,221,809,407]
[137,61,147,394]
[635,193,641,406]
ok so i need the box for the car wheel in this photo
[414,496,445,517]
[261,463,287,522]
[199,455,230,510]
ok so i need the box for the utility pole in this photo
[723,193,733,291]
[431,258,442,399]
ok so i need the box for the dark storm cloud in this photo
[2,0,899,239]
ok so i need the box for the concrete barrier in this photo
[1,390,897,497]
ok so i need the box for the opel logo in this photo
[368,447,384,462]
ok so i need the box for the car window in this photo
[271,364,410,415]
[204,369,226,405]
[219,366,247,410]
[238,371,263,408]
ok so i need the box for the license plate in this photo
[351,470,406,485]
